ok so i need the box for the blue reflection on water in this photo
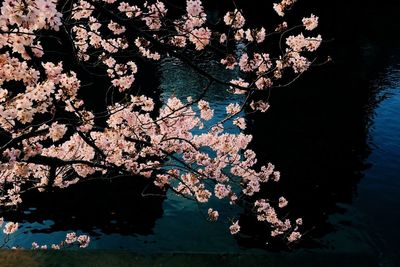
[354,61,400,262]
[314,53,400,263]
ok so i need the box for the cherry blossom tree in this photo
[0,0,324,249]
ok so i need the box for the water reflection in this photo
[0,177,165,248]
[159,56,245,124]
[354,55,400,263]
[237,31,400,265]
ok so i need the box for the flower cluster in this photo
[273,0,297,17]
[254,199,302,242]
[224,9,246,29]
[302,14,319,31]
[3,221,18,235]
[30,232,90,250]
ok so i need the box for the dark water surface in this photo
[1,0,400,266]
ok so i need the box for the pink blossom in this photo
[273,0,297,17]
[118,2,142,18]
[214,184,231,199]
[52,244,61,250]
[65,232,77,244]
[48,122,67,142]
[287,231,302,242]
[255,77,273,90]
[233,118,246,130]
[186,0,204,17]
[77,235,90,248]
[3,222,18,235]
[302,14,319,31]
[278,196,288,208]
[250,100,270,112]
[207,208,219,221]
[226,103,241,115]
[224,9,245,29]
[229,220,240,234]
[189,27,211,50]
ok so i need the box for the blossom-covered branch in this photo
[0,0,324,247]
